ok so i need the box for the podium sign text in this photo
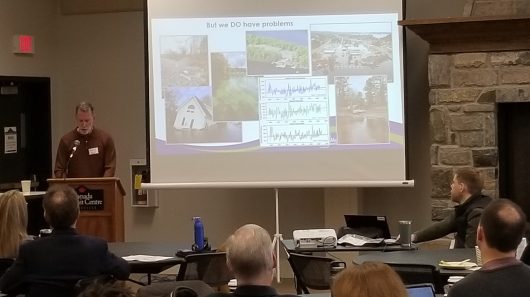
[47,177,125,241]
[75,185,104,211]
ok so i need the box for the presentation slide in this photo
[147,0,406,185]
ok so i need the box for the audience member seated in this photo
[207,224,297,297]
[77,278,134,297]
[332,261,407,297]
[412,168,492,248]
[448,199,530,297]
[0,190,32,259]
[0,185,130,297]
[0,190,33,279]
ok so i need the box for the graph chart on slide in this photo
[259,77,330,147]
[262,101,328,121]
[262,124,329,146]
[262,77,328,98]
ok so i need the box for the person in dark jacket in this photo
[448,199,530,297]
[0,185,130,297]
[412,168,492,248]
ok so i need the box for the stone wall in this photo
[428,51,530,220]
[465,0,530,16]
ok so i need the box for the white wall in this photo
[0,0,56,77]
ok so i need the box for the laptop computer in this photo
[344,214,392,239]
[406,284,436,297]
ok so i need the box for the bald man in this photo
[448,199,530,297]
[208,224,296,297]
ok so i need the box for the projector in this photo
[293,229,337,248]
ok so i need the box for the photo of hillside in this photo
[246,30,309,75]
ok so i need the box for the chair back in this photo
[169,280,214,297]
[177,252,233,287]
[287,253,345,294]
[0,258,14,277]
[387,263,443,294]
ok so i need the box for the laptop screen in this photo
[406,284,436,297]
[344,215,391,239]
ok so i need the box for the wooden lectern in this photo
[47,177,125,242]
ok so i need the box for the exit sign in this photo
[13,35,34,54]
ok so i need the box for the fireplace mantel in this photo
[399,15,530,54]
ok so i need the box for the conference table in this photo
[301,292,444,297]
[282,239,418,294]
[282,239,417,253]
[108,242,186,284]
[284,239,474,294]
[354,248,477,276]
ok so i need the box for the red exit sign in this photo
[13,34,34,54]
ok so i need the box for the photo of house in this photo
[164,87,243,144]
[173,96,212,130]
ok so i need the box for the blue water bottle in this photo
[193,217,205,251]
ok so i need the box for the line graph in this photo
[261,101,329,121]
[261,77,328,98]
[258,76,330,147]
[261,124,329,146]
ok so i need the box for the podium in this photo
[47,177,125,242]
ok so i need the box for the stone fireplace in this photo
[428,51,530,220]
[401,9,530,220]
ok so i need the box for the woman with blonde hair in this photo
[0,190,30,258]
[332,261,408,297]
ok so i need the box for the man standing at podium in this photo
[54,102,116,178]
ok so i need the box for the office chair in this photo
[387,263,444,294]
[287,252,345,294]
[0,258,14,277]
[177,252,233,287]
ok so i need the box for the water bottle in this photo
[193,217,205,251]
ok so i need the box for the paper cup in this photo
[21,180,31,194]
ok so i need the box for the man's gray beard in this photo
[77,127,92,135]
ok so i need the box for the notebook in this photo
[406,284,436,297]
[344,214,392,239]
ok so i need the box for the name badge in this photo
[88,147,99,155]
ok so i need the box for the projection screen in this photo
[146,0,410,187]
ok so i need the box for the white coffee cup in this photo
[21,180,31,194]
